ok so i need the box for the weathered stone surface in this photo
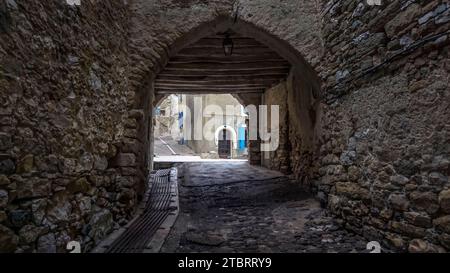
[439,233,450,249]
[439,189,450,213]
[433,216,450,233]
[0,175,10,186]
[185,231,225,246]
[404,212,432,228]
[335,182,370,201]
[386,233,405,250]
[0,133,13,150]
[87,207,113,244]
[19,225,44,245]
[31,199,47,225]
[409,191,440,215]
[16,178,51,200]
[347,166,360,182]
[93,155,108,171]
[16,154,34,173]
[113,153,137,167]
[390,221,426,238]
[9,210,31,228]
[0,224,19,253]
[46,192,72,224]
[37,233,56,253]
[388,194,409,211]
[0,211,6,223]
[384,4,422,38]
[389,175,409,186]
[0,0,132,252]
[77,196,92,217]
[0,190,8,208]
[67,177,91,194]
[0,158,15,175]
[408,239,446,253]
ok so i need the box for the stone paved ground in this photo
[154,136,197,156]
[160,162,372,253]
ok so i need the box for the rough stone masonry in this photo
[0,0,449,253]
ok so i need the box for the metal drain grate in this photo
[105,169,174,253]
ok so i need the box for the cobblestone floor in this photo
[160,162,372,253]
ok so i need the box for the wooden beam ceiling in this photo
[155,31,290,95]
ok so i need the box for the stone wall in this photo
[262,68,321,185]
[262,81,290,173]
[0,0,134,252]
[316,0,450,252]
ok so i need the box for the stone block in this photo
[438,189,450,213]
[433,215,450,233]
[404,211,432,228]
[16,154,34,174]
[37,233,56,253]
[0,224,19,252]
[67,177,91,194]
[335,182,370,201]
[0,189,8,208]
[16,178,51,200]
[388,193,409,211]
[390,221,426,238]
[87,207,113,244]
[113,153,137,167]
[408,239,446,253]
[384,4,422,38]
[409,191,440,215]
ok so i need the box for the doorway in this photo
[218,128,232,159]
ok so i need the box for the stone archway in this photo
[123,15,322,189]
[214,125,238,150]
[106,4,324,253]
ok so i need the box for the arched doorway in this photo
[214,125,238,159]
[142,16,321,171]
[218,128,232,159]
[123,14,322,207]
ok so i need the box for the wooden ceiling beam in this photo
[155,79,281,86]
[156,84,269,90]
[169,57,285,64]
[164,61,289,70]
[177,47,275,56]
[156,85,265,90]
[189,38,263,48]
[155,89,265,94]
[156,33,289,93]
[156,71,287,81]
[157,73,289,80]
[173,53,284,61]
[161,67,290,76]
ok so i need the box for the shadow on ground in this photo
[160,162,371,253]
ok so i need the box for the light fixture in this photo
[223,31,234,56]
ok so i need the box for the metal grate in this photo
[105,169,174,253]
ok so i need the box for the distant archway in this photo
[214,125,238,150]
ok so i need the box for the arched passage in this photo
[117,14,323,214]
[140,15,321,173]
[104,4,450,254]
